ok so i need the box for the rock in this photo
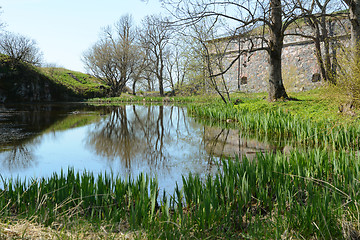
[339,102,357,117]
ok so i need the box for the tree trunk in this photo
[268,0,288,101]
[345,0,360,51]
[312,31,329,84]
[159,79,164,96]
[111,82,120,97]
[159,61,165,96]
[132,79,137,95]
[321,18,334,83]
[268,47,287,101]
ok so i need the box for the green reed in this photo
[0,170,159,229]
[155,149,359,239]
[1,149,359,239]
[188,103,360,150]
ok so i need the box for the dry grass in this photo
[0,219,141,240]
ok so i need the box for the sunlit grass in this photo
[1,149,360,239]
[41,67,109,98]
[188,93,360,150]
[87,93,217,105]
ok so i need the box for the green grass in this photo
[41,67,109,99]
[188,88,360,150]
[1,149,359,239]
[230,88,352,123]
[190,105,360,150]
[0,55,109,101]
[87,93,217,105]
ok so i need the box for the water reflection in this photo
[86,105,280,172]
[203,127,277,160]
[0,103,102,171]
[86,105,189,171]
[0,103,283,193]
[2,144,36,170]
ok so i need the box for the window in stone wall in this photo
[311,73,321,82]
[241,76,248,85]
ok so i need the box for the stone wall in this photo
[212,19,350,93]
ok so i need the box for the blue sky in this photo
[1,0,164,72]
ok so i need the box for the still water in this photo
[0,104,276,193]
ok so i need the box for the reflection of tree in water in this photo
[0,103,103,171]
[1,142,37,170]
[0,104,56,171]
[87,107,137,168]
[87,105,172,170]
[202,126,278,160]
[204,128,229,163]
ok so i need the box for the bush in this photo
[336,45,360,107]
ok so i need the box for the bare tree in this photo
[140,15,172,96]
[142,66,157,92]
[0,7,5,30]
[177,25,213,95]
[164,0,325,101]
[131,46,148,95]
[0,32,43,66]
[189,18,234,103]
[292,0,344,84]
[165,37,192,95]
[342,0,360,50]
[83,15,139,96]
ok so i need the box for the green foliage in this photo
[333,45,360,107]
[189,100,360,150]
[1,149,359,239]
[230,89,349,122]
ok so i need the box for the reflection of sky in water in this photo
[0,104,276,194]
[0,105,220,194]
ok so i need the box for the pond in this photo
[0,103,277,193]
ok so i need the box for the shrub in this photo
[335,44,360,107]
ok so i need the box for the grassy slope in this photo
[0,54,108,101]
[40,67,109,99]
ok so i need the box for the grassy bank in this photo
[88,87,354,123]
[41,67,109,99]
[188,88,360,150]
[1,149,359,239]
[0,55,108,102]
[87,94,216,105]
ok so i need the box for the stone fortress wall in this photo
[213,19,350,93]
